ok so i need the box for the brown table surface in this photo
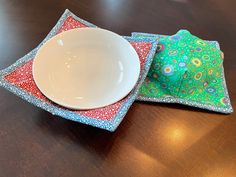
[0,0,236,177]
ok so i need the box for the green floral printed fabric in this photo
[135,30,233,113]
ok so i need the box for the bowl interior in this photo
[33,28,140,109]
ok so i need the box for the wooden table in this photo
[0,0,236,176]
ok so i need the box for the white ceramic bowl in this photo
[33,28,140,110]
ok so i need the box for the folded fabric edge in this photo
[131,32,220,48]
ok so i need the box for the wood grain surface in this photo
[0,0,236,177]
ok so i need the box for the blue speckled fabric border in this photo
[132,32,233,113]
[0,9,158,131]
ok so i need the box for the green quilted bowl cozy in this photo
[136,30,233,113]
